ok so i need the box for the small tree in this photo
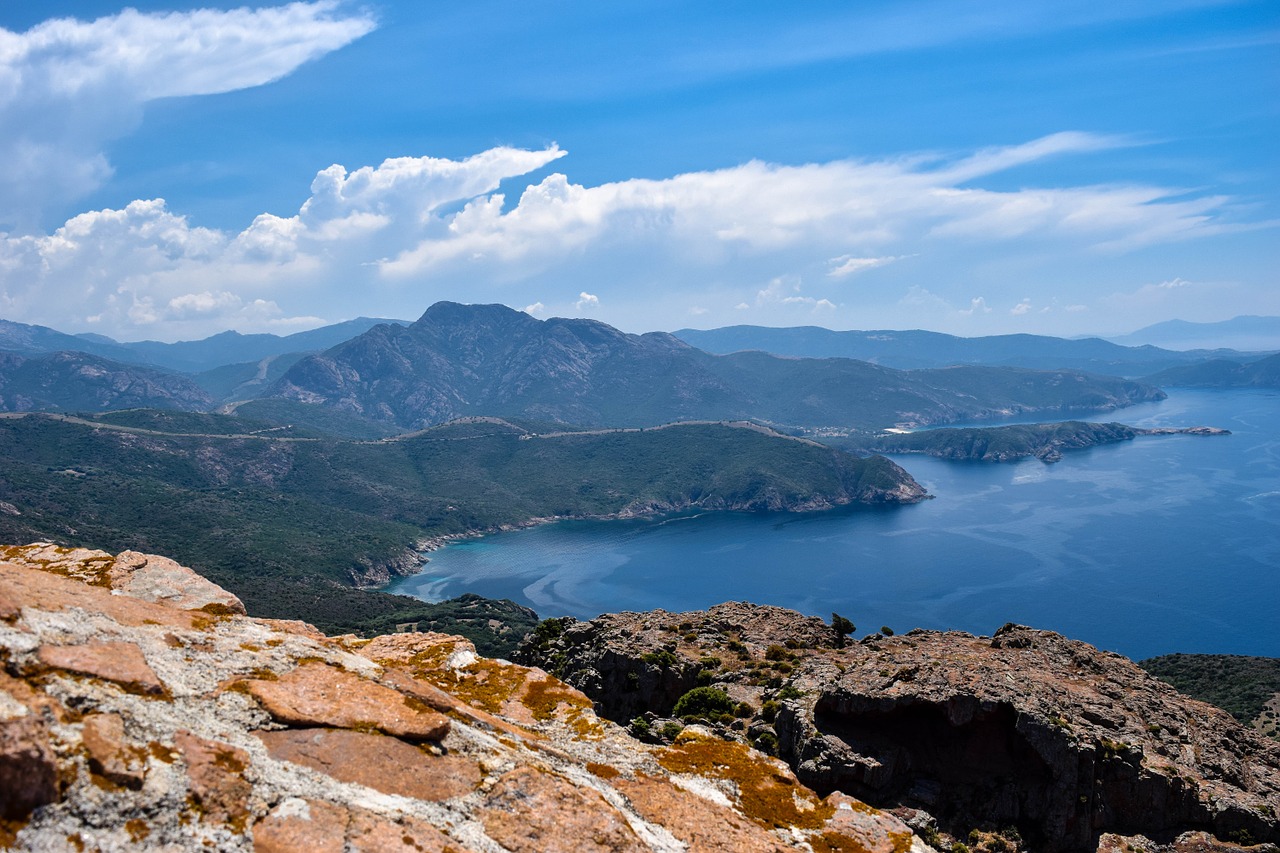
[831,613,855,648]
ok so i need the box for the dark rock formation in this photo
[520,605,1280,853]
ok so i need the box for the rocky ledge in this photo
[517,603,1280,853]
[0,544,932,852]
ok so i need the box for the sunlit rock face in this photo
[0,543,931,852]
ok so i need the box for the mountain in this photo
[1110,316,1280,352]
[0,350,214,413]
[0,316,411,373]
[0,411,922,635]
[267,302,1165,432]
[115,317,411,372]
[673,324,1245,375]
[1143,352,1280,389]
[0,318,141,363]
[519,603,1280,853]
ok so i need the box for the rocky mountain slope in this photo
[0,351,214,413]
[267,302,1165,432]
[0,543,933,852]
[518,604,1280,853]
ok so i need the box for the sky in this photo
[0,1,1276,342]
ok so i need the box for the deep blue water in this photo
[390,389,1280,660]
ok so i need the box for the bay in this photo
[390,388,1280,660]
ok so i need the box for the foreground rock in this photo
[518,603,1280,853]
[0,543,930,851]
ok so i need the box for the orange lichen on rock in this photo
[241,661,450,741]
[37,641,167,697]
[256,728,481,801]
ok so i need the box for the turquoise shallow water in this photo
[390,389,1280,660]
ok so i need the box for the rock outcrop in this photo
[0,544,932,852]
[519,604,1280,853]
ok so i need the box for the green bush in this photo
[672,686,735,722]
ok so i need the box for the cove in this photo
[390,388,1280,661]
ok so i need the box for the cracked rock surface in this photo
[0,544,931,852]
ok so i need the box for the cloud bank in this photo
[0,134,1264,340]
[0,2,375,228]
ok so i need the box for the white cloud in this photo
[0,136,1268,340]
[689,306,709,316]
[523,301,546,316]
[1011,299,1033,315]
[0,3,375,228]
[827,255,901,278]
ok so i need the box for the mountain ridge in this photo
[267,302,1166,432]
[674,324,1268,375]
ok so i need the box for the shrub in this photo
[672,686,735,722]
[641,649,678,668]
[831,613,855,648]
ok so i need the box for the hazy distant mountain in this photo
[0,319,142,364]
[0,316,411,373]
[673,325,1243,376]
[0,351,214,412]
[1143,353,1280,389]
[1109,316,1280,352]
[267,302,1165,431]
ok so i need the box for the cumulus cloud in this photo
[1011,299,1033,315]
[523,302,546,316]
[0,3,375,228]
[0,135,1266,339]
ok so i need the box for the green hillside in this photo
[0,412,921,645]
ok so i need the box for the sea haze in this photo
[391,388,1280,661]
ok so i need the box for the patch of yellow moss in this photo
[587,762,621,780]
[520,675,603,738]
[0,544,114,587]
[415,658,529,716]
[658,730,835,831]
[125,819,150,842]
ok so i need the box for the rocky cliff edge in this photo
[0,544,932,852]
[517,603,1280,853]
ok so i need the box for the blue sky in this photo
[0,1,1275,341]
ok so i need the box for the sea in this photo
[389,388,1280,661]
